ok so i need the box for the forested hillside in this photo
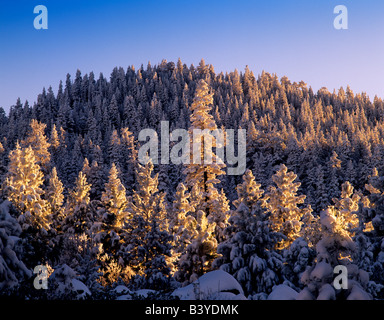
[1,59,384,299]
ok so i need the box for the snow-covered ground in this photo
[172,270,247,300]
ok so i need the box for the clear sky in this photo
[0,0,383,113]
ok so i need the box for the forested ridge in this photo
[1,59,384,299]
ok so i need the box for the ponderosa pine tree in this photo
[184,79,225,191]
[183,79,229,241]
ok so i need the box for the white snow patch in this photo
[116,294,132,300]
[113,285,131,294]
[310,261,333,282]
[317,284,336,300]
[296,287,315,300]
[172,270,245,300]
[115,288,157,300]
[347,283,372,300]
[268,285,298,300]
[71,278,91,299]
[135,289,156,298]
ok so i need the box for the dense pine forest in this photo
[1,59,384,300]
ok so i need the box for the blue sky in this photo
[0,0,383,112]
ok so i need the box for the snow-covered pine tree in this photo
[137,217,174,290]
[100,163,128,228]
[109,94,121,129]
[314,164,329,212]
[157,163,171,202]
[0,200,32,294]
[4,144,50,233]
[108,129,121,169]
[21,119,51,173]
[214,169,284,297]
[332,181,360,237]
[358,170,384,298]
[122,95,135,129]
[93,164,128,251]
[175,209,218,285]
[62,171,92,235]
[120,127,138,193]
[327,151,342,202]
[127,159,168,231]
[0,141,7,186]
[43,166,66,264]
[298,206,372,300]
[122,160,173,289]
[169,183,195,254]
[168,182,196,274]
[262,164,310,250]
[50,124,60,150]
[183,79,229,241]
[57,168,101,289]
[208,187,230,243]
[54,233,101,297]
[363,170,384,235]
[91,163,131,286]
[50,126,68,185]
[3,144,53,267]
[45,167,64,232]
[81,158,104,200]
[183,78,226,182]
